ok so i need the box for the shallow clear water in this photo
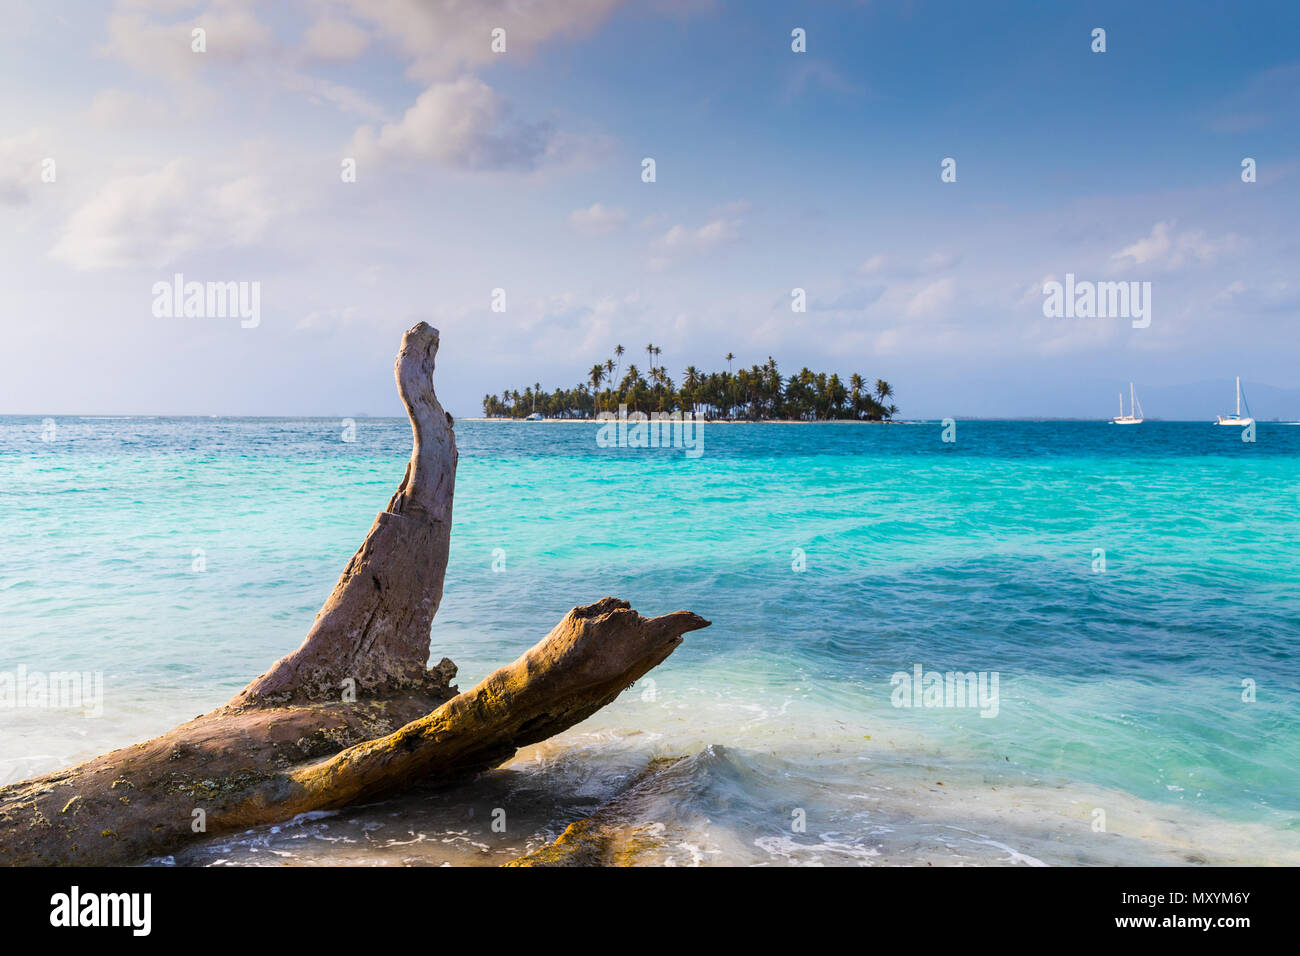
[1,417,1297,865]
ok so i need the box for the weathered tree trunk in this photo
[235,323,459,706]
[0,323,708,866]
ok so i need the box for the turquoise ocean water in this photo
[1,417,1297,865]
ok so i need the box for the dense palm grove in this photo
[481,343,897,421]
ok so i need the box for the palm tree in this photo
[827,373,848,418]
[603,359,615,410]
[724,352,736,419]
[683,365,700,411]
[875,379,892,403]
[621,364,645,411]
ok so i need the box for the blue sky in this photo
[1,0,1297,418]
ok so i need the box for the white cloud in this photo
[100,13,196,81]
[96,3,613,168]
[97,5,383,120]
[859,251,957,277]
[1113,221,1173,265]
[102,6,274,80]
[0,130,45,206]
[1022,274,1056,306]
[87,88,171,128]
[904,277,956,318]
[695,220,739,244]
[1215,280,1247,302]
[1203,63,1300,133]
[859,253,887,275]
[782,59,866,103]
[647,215,742,270]
[348,76,554,171]
[278,69,387,120]
[568,202,626,236]
[50,160,273,270]
[332,0,621,82]
[660,218,739,249]
[1111,220,1245,271]
[303,17,370,61]
[194,6,274,60]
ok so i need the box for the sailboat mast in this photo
[1236,376,1241,417]
[1129,382,1135,417]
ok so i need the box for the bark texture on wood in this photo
[235,322,458,705]
[282,598,709,811]
[0,323,709,866]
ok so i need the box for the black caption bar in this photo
[0,865,1286,943]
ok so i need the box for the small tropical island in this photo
[482,343,897,421]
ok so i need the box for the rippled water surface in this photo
[2,417,1297,865]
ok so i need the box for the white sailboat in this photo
[1214,376,1254,426]
[524,391,543,421]
[1111,381,1143,424]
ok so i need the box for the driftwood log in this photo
[0,323,709,866]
